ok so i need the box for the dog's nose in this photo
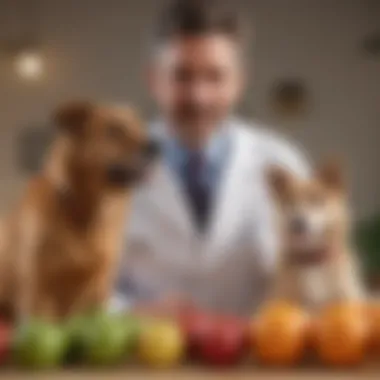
[106,163,138,186]
[290,216,308,235]
[144,139,160,160]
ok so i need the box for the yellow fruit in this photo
[138,319,185,368]
[253,301,310,366]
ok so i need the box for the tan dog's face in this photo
[54,101,159,189]
[267,161,349,263]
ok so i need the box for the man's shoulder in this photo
[232,118,310,177]
[232,118,299,150]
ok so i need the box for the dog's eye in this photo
[106,123,126,141]
[308,192,325,206]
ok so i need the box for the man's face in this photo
[149,34,244,147]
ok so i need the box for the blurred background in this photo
[0,0,379,281]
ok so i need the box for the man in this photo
[112,0,309,316]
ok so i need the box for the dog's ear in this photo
[266,165,294,200]
[53,101,93,135]
[317,157,344,191]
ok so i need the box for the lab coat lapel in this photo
[147,159,194,237]
[146,119,252,247]
[144,120,194,237]
[204,125,252,258]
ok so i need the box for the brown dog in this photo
[267,160,365,311]
[0,101,158,321]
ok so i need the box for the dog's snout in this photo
[106,163,139,186]
[144,139,160,160]
[290,216,308,235]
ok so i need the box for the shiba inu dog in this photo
[267,160,365,311]
[0,101,159,321]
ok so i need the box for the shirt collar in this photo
[159,120,231,171]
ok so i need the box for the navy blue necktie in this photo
[183,152,211,232]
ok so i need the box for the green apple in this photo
[65,310,142,366]
[69,310,138,366]
[139,318,185,368]
[118,314,141,356]
[65,313,94,364]
[13,319,68,369]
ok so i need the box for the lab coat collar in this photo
[147,118,253,251]
[203,120,254,259]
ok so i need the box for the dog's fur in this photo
[0,101,156,321]
[267,160,365,311]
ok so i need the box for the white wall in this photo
[0,0,379,219]
[249,0,380,220]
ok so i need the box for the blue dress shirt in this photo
[161,127,231,194]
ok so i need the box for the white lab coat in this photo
[111,119,308,316]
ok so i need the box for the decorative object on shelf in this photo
[270,78,310,120]
[361,30,380,58]
[0,0,45,80]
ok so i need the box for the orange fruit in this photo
[314,302,369,367]
[252,301,310,366]
[366,302,380,350]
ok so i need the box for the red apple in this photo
[197,315,248,367]
[0,321,13,366]
[178,310,215,360]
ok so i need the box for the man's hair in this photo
[153,0,249,47]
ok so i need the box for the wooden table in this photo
[3,365,380,380]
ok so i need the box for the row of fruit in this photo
[0,301,379,370]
